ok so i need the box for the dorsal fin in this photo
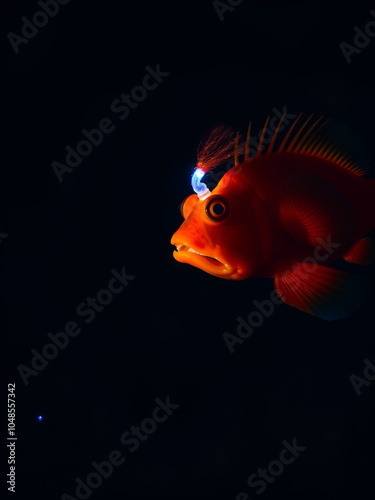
[251,114,369,177]
[197,115,369,177]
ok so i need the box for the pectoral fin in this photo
[274,263,369,320]
[343,237,375,265]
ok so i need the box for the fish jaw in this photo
[171,239,237,279]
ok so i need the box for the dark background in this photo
[2,1,375,499]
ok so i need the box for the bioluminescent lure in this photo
[171,114,375,320]
[191,168,211,200]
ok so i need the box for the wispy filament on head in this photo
[196,125,244,173]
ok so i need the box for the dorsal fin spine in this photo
[277,113,302,153]
[256,116,270,157]
[286,114,314,152]
[245,122,251,161]
[267,114,285,154]
[294,116,323,153]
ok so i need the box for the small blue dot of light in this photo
[38,415,43,421]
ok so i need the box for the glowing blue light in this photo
[191,168,211,200]
[38,415,43,421]
[194,168,205,182]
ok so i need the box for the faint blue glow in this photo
[191,168,211,200]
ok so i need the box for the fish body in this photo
[171,114,375,320]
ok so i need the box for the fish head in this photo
[171,169,274,280]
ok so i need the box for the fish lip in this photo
[171,240,234,277]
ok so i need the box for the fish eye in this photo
[205,196,229,222]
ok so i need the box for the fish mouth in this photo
[172,241,234,278]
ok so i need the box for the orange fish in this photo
[171,114,375,320]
